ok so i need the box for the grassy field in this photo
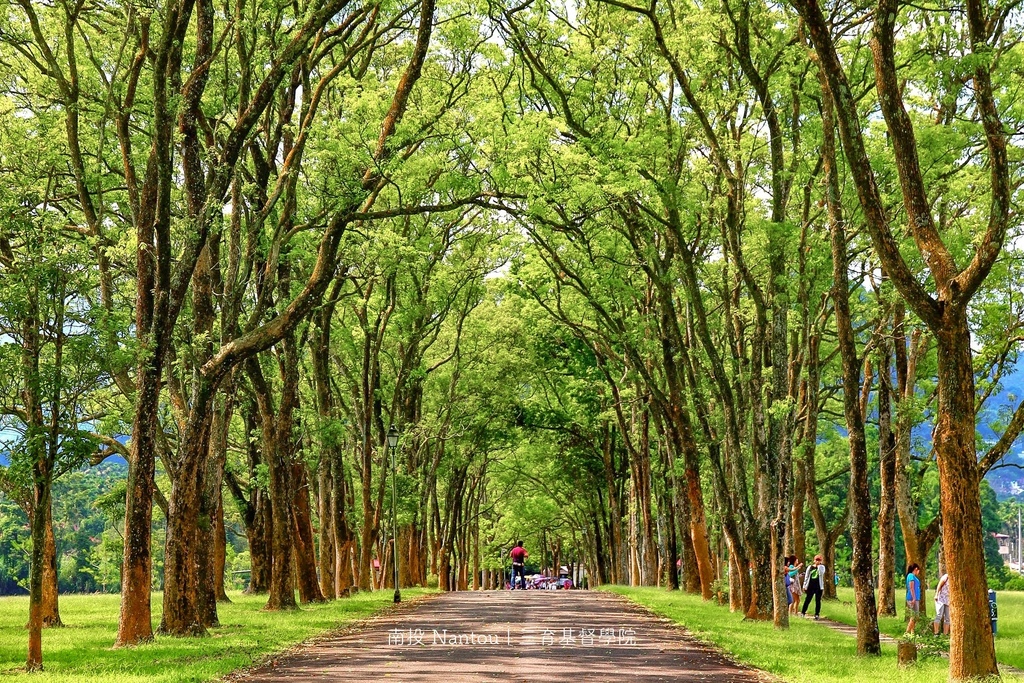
[824,587,1024,670]
[0,589,433,682]
[604,586,955,683]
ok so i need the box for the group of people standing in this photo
[782,557,951,633]
[784,557,951,632]
[783,555,828,619]
[510,539,952,635]
[905,563,950,635]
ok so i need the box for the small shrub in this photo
[895,614,950,661]
[918,632,950,660]
[711,578,729,605]
[426,573,439,589]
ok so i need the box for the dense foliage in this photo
[0,0,1023,677]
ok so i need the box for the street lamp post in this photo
[387,425,401,604]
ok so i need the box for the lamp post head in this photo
[387,424,399,449]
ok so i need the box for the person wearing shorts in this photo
[906,563,922,633]
[933,572,950,635]
[788,557,803,615]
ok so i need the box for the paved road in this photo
[237,590,766,682]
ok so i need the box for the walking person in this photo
[510,540,528,590]
[906,563,922,633]
[801,555,826,619]
[932,571,950,635]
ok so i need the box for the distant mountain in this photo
[0,434,129,468]
[981,359,1024,498]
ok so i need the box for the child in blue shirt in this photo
[905,563,922,633]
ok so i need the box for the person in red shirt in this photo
[510,541,528,590]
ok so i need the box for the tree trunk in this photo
[728,548,744,613]
[160,406,213,636]
[823,82,880,654]
[215,497,230,602]
[893,311,939,613]
[807,470,847,602]
[41,504,62,628]
[745,530,773,620]
[664,382,713,597]
[600,425,622,584]
[247,485,273,594]
[265,418,297,609]
[358,429,376,592]
[318,461,336,599]
[293,463,326,603]
[660,448,681,591]
[198,393,233,626]
[877,336,897,616]
[27,483,49,670]
[249,357,297,611]
[116,366,159,646]
[332,453,355,596]
[936,314,997,678]
[791,457,806,561]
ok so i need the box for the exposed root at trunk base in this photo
[113,633,155,648]
[263,603,300,612]
[158,623,209,638]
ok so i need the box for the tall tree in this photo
[790,0,1018,672]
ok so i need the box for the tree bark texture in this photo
[41,505,62,628]
[822,81,881,653]
[792,0,1009,669]
[292,463,326,603]
[877,334,897,617]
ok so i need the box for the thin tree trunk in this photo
[877,334,897,616]
[41,504,62,628]
[600,426,622,584]
[333,453,355,596]
[318,461,337,599]
[215,496,230,602]
[27,484,49,671]
[790,457,806,560]
[822,82,880,653]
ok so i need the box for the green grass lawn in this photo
[824,587,1024,670]
[603,586,952,683]
[0,589,433,682]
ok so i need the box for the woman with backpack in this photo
[801,555,826,619]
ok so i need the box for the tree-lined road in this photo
[238,591,764,682]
